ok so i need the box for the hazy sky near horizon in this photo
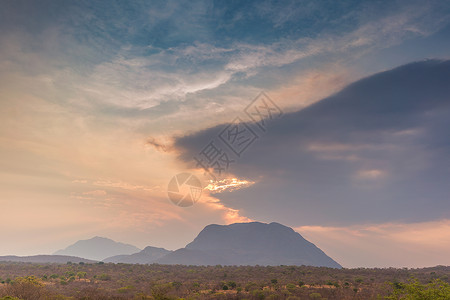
[0,0,449,268]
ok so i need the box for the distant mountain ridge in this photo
[51,222,341,268]
[54,236,141,261]
[0,255,96,264]
[103,246,171,264]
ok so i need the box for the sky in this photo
[0,0,449,268]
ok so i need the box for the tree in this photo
[386,278,450,300]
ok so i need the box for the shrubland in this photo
[0,262,448,299]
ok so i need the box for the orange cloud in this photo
[295,219,450,268]
[204,178,255,193]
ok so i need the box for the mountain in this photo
[54,236,140,261]
[103,246,171,264]
[156,222,341,268]
[156,248,229,265]
[0,255,96,264]
[53,222,341,267]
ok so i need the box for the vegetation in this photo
[0,262,448,299]
[386,278,450,299]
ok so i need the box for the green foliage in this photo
[386,278,450,300]
[252,289,266,300]
[2,276,46,299]
[97,273,111,281]
[227,280,237,289]
[171,281,182,290]
[309,292,322,299]
[151,283,174,300]
[13,276,43,287]
[326,280,339,288]
[245,282,259,292]
[191,281,200,292]
[118,285,135,293]
[286,283,297,292]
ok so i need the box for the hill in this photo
[0,255,96,264]
[54,236,140,261]
[156,222,341,268]
[103,246,171,264]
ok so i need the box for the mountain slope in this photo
[54,236,140,261]
[160,222,341,268]
[103,246,171,264]
[156,248,230,265]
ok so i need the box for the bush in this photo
[75,287,111,300]
[117,285,134,293]
[1,276,47,300]
[151,283,175,300]
[97,273,111,281]
[227,281,237,289]
[245,282,259,292]
[286,283,297,292]
[386,278,450,299]
[171,281,182,290]
[252,289,266,300]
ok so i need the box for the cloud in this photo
[2,0,449,136]
[92,179,155,192]
[296,219,450,268]
[204,178,255,193]
[146,137,172,152]
[70,0,449,139]
[355,169,386,180]
[173,60,450,226]
[198,193,254,225]
[83,190,107,196]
